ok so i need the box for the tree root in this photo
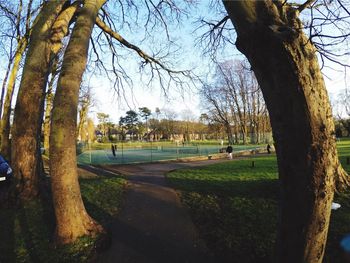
[335,164,350,193]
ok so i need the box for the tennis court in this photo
[77,144,262,165]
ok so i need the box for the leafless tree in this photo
[200,59,270,144]
[212,0,350,262]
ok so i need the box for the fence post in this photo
[121,142,124,163]
[89,141,91,165]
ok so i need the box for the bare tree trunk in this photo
[77,107,88,141]
[40,3,78,185]
[50,0,106,244]
[223,1,345,262]
[11,1,67,200]
[77,87,93,142]
[241,125,247,144]
[0,57,13,120]
[255,122,260,144]
[43,59,59,154]
[0,38,28,160]
[225,122,234,144]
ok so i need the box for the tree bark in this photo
[45,2,79,154]
[225,121,234,144]
[0,57,13,120]
[223,1,345,262]
[43,59,59,154]
[11,0,67,200]
[50,0,106,244]
[0,38,28,160]
[77,100,90,141]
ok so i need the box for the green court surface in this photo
[77,145,262,165]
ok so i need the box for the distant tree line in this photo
[91,108,210,143]
[89,103,271,144]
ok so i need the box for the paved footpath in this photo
[95,160,226,263]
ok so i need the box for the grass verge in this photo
[166,140,350,263]
[0,169,126,263]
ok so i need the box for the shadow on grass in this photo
[78,164,126,180]
[0,181,17,262]
[166,176,279,263]
[17,207,41,263]
[0,187,55,263]
[167,176,350,262]
[168,177,280,200]
[0,172,125,263]
[82,193,115,228]
[16,183,56,263]
[0,204,15,262]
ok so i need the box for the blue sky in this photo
[87,0,242,123]
[0,0,349,124]
[87,0,350,123]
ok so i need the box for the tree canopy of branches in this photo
[0,0,198,245]
[216,0,350,262]
[201,59,270,144]
[1,0,350,259]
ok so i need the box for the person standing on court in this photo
[226,145,233,160]
[111,144,116,157]
[114,144,118,157]
[267,144,271,154]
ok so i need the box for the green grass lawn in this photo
[166,139,350,263]
[0,171,126,263]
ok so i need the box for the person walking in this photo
[226,145,233,160]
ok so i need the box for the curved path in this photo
[95,159,227,263]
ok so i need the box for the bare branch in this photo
[337,0,350,16]
[298,0,317,12]
[195,15,235,60]
[95,16,184,74]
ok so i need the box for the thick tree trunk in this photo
[45,3,79,154]
[11,1,67,200]
[223,1,345,262]
[50,0,105,244]
[0,38,28,160]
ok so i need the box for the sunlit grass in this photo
[166,140,350,263]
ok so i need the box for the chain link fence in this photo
[77,142,266,165]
